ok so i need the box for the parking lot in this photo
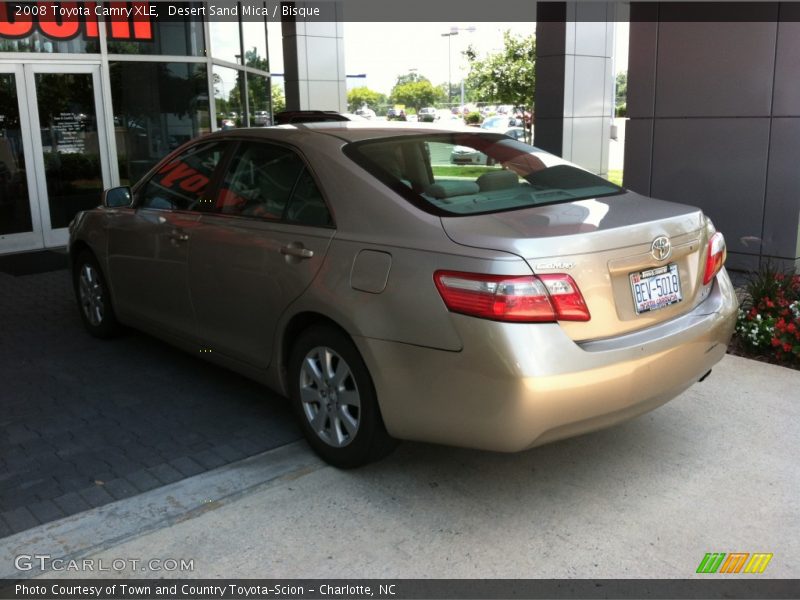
[0,266,300,536]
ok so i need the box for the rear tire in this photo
[73,250,121,339]
[288,325,397,468]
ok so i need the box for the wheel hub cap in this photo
[78,264,105,327]
[299,346,361,448]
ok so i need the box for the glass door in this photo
[24,64,112,248]
[0,64,42,253]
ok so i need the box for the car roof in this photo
[203,121,476,143]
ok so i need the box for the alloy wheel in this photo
[78,263,105,327]
[299,346,361,447]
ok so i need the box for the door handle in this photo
[169,230,189,242]
[280,244,314,259]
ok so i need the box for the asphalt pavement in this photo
[2,353,797,579]
[0,269,300,536]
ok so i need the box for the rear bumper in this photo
[356,268,738,452]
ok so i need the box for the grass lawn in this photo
[607,169,623,186]
[431,165,497,178]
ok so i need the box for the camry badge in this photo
[535,261,575,270]
[651,236,672,261]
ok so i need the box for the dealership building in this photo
[1,1,798,271]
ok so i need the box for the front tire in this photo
[73,250,121,338]
[288,325,396,468]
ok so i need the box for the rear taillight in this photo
[433,271,590,322]
[703,231,726,285]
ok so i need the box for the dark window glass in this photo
[0,73,33,235]
[215,143,303,219]
[106,2,204,56]
[286,169,332,227]
[35,73,104,229]
[139,142,224,211]
[110,61,211,185]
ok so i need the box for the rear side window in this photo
[344,133,622,217]
[138,143,225,211]
[286,169,333,227]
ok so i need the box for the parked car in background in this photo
[418,107,437,122]
[387,108,407,121]
[450,127,526,165]
[70,123,736,468]
[355,107,377,120]
[482,115,521,130]
[253,111,270,126]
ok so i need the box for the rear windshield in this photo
[343,133,622,217]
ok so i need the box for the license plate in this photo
[629,263,683,314]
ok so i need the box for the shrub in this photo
[465,111,482,125]
[735,265,800,364]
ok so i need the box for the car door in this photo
[188,141,336,368]
[106,141,228,339]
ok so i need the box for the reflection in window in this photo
[216,143,304,219]
[213,65,245,129]
[209,19,241,65]
[106,2,204,56]
[242,18,268,69]
[139,142,225,211]
[247,73,271,126]
[110,62,211,185]
[0,2,99,53]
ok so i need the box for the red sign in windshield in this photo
[0,2,153,41]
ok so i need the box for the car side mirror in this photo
[102,186,132,208]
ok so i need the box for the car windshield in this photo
[344,133,623,216]
[481,116,509,129]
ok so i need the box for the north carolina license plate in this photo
[629,263,683,314]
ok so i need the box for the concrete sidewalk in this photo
[2,354,798,579]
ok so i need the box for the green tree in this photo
[391,80,441,112]
[347,87,387,112]
[464,31,536,110]
[394,71,429,87]
[271,83,286,114]
[615,71,627,116]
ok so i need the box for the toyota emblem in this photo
[651,236,672,261]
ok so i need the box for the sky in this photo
[266,21,630,97]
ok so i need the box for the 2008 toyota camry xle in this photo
[69,122,737,467]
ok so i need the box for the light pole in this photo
[441,29,458,107]
[441,26,476,110]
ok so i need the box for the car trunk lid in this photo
[440,190,712,341]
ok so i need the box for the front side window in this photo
[138,142,225,211]
[344,133,622,216]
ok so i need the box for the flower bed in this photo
[733,266,800,368]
